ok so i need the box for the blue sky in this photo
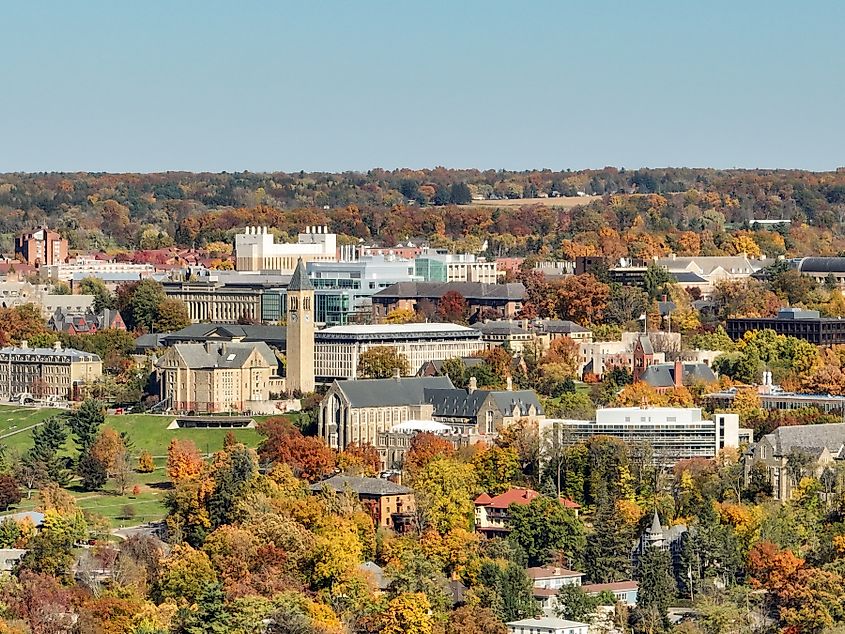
[2,1,843,173]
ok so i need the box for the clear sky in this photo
[2,1,843,173]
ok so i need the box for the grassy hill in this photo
[0,405,267,528]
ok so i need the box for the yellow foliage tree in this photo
[384,308,417,324]
[137,450,155,473]
[167,439,205,482]
[376,592,433,634]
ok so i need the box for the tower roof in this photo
[288,258,314,291]
[648,509,662,534]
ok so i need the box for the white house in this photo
[507,617,589,634]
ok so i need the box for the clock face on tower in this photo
[289,312,298,322]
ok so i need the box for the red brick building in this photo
[15,227,67,267]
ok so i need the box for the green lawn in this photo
[0,405,269,528]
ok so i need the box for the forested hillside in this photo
[3,168,845,257]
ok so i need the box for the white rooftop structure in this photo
[389,420,451,434]
[235,225,337,273]
[507,617,589,634]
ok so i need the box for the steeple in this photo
[288,258,314,291]
[649,509,662,534]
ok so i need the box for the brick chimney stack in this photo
[673,358,683,389]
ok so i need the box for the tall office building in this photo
[235,226,337,273]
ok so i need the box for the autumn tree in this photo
[472,445,520,495]
[384,308,417,324]
[554,274,610,324]
[436,290,469,323]
[153,298,191,332]
[405,432,455,474]
[137,450,155,473]
[0,475,22,511]
[167,438,205,482]
[357,346,410,378]
[413,457,477,534]
[154,543,218,603]
[256,417,335,482]
[337,442,381,476]
[375,592,433,634]
[447,605,507,634]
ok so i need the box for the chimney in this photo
[53,341,62,351]
[506,376,513,391]
[468,376,477,393]
[19,340,27,349]
[673,358,683,389]
[393,367,401,381]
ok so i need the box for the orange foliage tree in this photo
[256,417,335,482]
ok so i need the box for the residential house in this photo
[633,511,687,570]
[581,581,638,607]
[48,308,126,335]
[474,488,580,539]
[310,475,415,531]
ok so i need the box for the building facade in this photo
[0,342,102,401]
[309,475,415,531]
[542,407,751,467]
[286,259,316,394]
[235,225,337,273]
[475,488,579,539]
[727,307,845,345]
[155,341,278,413]
[314,323,484,381]
[372,281,526,321]
[42,257,154,284]
[414,250,498,284]
[15,227,67,267]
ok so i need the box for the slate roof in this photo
[134,333,169,350]
[309,475,412,496]
[639,362,717,388]
[657,255,763,276]
[478,321,529,335]
[165,341,276,370]
[762,423,845,457]
[533,319,589,334]
[671,272,708,284]
[416,357,485,376]
[635,334,654,355]
[426,388,543,418]
[358,562,390,590]
[373,281,526,301]
[288,258,315,291]
[163,324,287,346]
[335,376,454,408]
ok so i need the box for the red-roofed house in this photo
[474,487,580,538]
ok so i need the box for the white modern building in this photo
[41,256,155,284]
[507,617,589,634]
[314,323,485,381]
[542,407,752,466]
[414,249,498,284]
[235,226,337,273]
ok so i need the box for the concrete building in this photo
[0,342,102,401]
[707,384,845,415]
[414,250,498,284]
[42,256,155,285]
[744,423,845,501]
[542,407,751,467]
[309,475,415,532]
[235,225,337,273]
[314,323,484,381]
[155,341,279,413]
[727,307,845,345]
[286,259,316,394]
[15,226,67,267]
[793,257,845,287]
[372,281,526,321]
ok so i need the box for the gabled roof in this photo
[288,258,315,291]
[163,323,287,346]
[334,376,454,408]
[582,580,638,593]
[478,321,529,336]
[635,334,654,355]
[309,475,412,496]
[474,487,579,510]
[163,341,276,370]
[426,388,543,419]
[416,357,485,376]
[639,362,717,388]
[762,423,845,457]
[533,319,590,334]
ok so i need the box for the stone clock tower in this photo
[286,258,315,394]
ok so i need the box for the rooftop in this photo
[506,617,589,629]
[526,566,584,580]
[334,376,454,408]
[474,487,580,510]
[373,281,526,301]
[309,475,412,496]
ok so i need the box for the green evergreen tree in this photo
[635,545,676,630]
[584,497,633,583]
[77,449,107,491]
[507,496,585,567]
[208,445,257,528]
[66,399,105,452]
[176,582,231,634]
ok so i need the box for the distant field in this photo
[469,195,601,209]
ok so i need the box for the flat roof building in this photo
[542,407,751,467]
[314,323,484,381]
[726,307,845,345]
[235,225,337,273]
